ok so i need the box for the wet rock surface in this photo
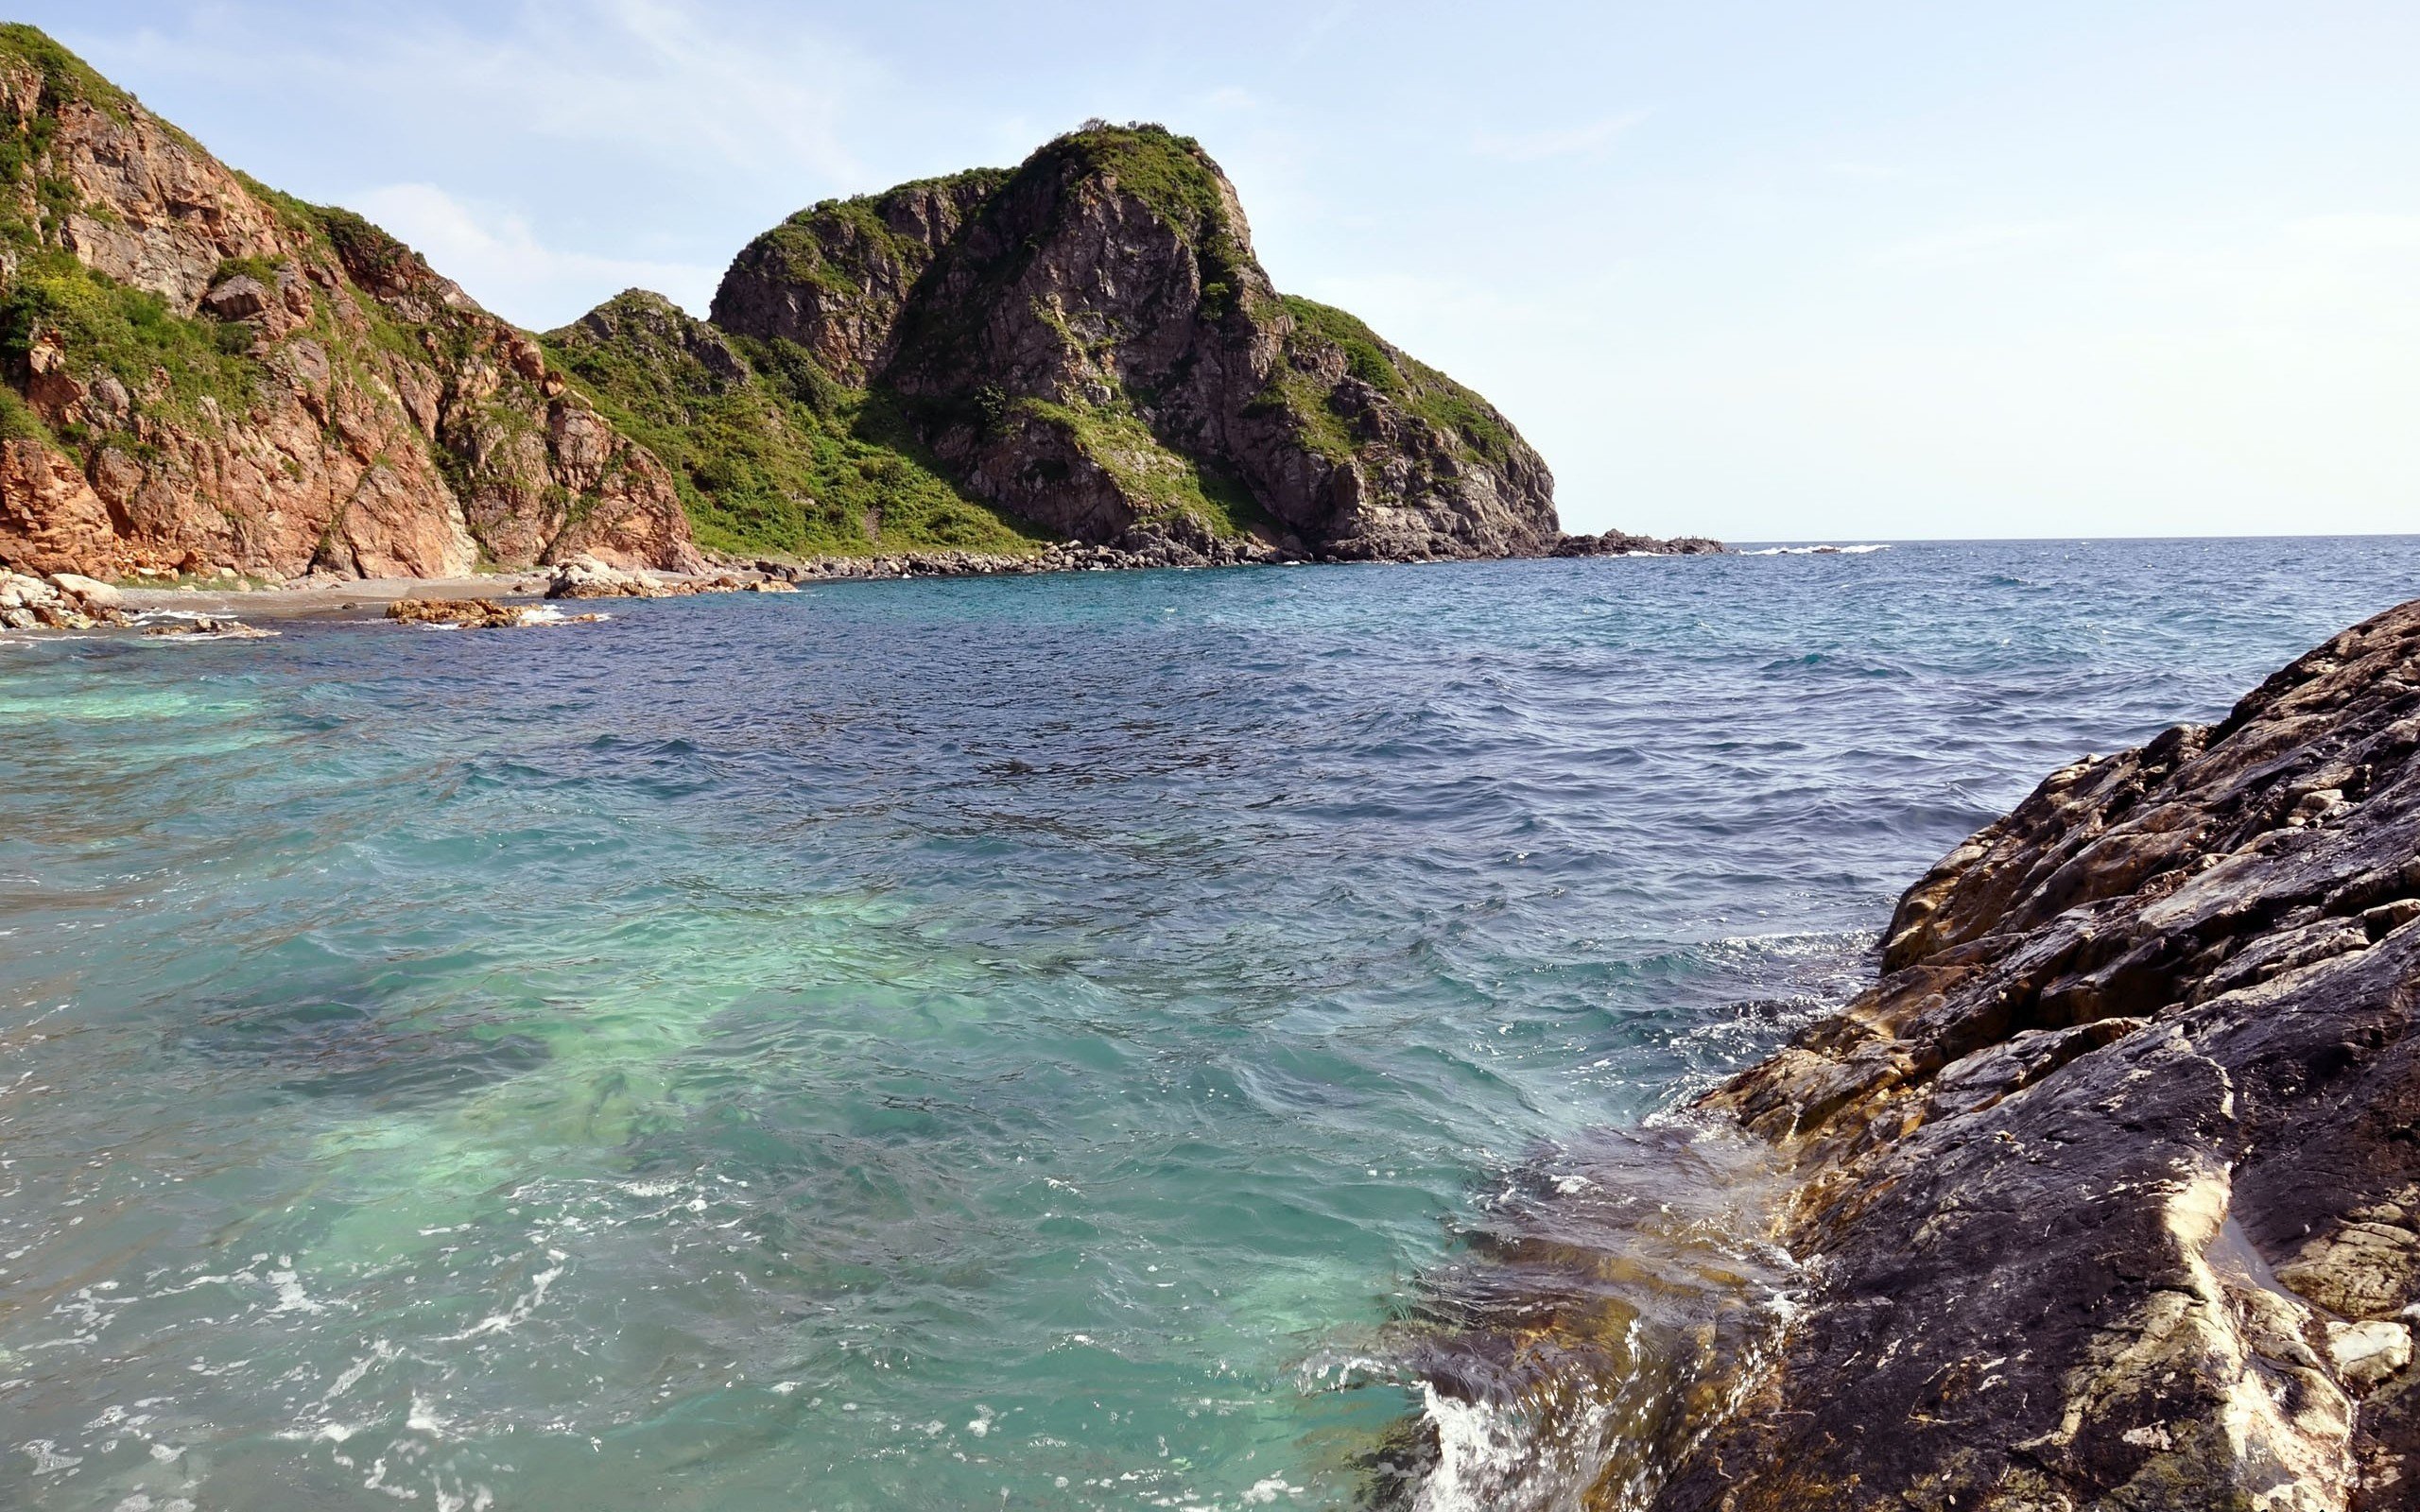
[384,597,604,629]
[140,614,272,639]
[1644,598,2420,1509]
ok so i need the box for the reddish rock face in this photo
[0,38,700,580]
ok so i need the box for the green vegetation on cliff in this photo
[1276,296,1519,469]
[546,292,1039,559]
[1046,125,1250,313]
[0,249,264,432]
[1012,395,1269,539]
[752,169,1008,299]
[0,23,142,124]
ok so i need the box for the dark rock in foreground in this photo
[1652,599,2420,1508]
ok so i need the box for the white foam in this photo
[436,1259,563,1342]
[1738,543,1892,556]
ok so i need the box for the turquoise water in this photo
[3,538,2416,1510]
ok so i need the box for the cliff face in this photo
[1642,601,2420,1509]
[0,26,699,579]
[565,124,1565,562]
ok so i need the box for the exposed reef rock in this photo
[1626,599,2420,1509]
[1382,601,2420,1511]
[1552,529,1727,558]
[0,25,698,580]
[384,596,606,629]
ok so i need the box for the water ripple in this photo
[0,538,2414,1509]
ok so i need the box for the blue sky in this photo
[27,1,2420,541]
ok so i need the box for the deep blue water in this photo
[1,537,2414,1511]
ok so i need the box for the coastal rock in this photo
[48,572,121,608]
[543,556,659,600]
[0,26,700,582]
[140,615,270,638]
[1630,598,2420,1509]
[1551,530,1729,558]
[387,596,605,628]
[0,566,127,629]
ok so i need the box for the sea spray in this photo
[1373,1125,1802,1512]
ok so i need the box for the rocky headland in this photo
[0,26,1717,590]
[1402,598,2420,1509]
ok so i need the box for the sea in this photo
[3,536,2415,1511]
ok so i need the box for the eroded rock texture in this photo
[1658,600,2420,1509]
[0,26,699,579]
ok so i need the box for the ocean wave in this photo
[1738,542,1893,556]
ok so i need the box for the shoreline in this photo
[90,536,1736,627]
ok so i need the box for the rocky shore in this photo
[1631,599,2420,1508]
[3,528,1730,642]
[1382,598,2420,1511]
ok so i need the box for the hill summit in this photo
[551,123,1560,563]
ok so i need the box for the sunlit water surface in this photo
[3,539,2415,1510]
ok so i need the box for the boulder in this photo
[543,557,655,600]
[199,274,272,322]
[48,572,122,609]
[1649,599,2420,1508]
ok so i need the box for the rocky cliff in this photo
[557,123,1571,563]
[0,25,698,579]
[1642,600,2420,1509]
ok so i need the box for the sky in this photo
[26,0,2420,541]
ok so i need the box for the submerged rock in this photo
[1629,598,2420,1508]
[141,615,272,639]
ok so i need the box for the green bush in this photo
[0,251,264,421]
[544,299,1043,559]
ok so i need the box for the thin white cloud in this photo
[97,0,871,184]
[1472,110,1650,163]
[352,183,721,330]
[1872,219,2075,267]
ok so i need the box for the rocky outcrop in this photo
[1552,529,1727,558]
[1615,600,2420,1509]
[387,596,605,629]
[0,567,126,628]
[709,170,1005,386]
[1381,601,2420,1511]
[0,25,700,581]
[565,123,1609,564]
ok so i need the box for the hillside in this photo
[0,25,698,579]
[0,29,1621,579]
[555,124,1563,563]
